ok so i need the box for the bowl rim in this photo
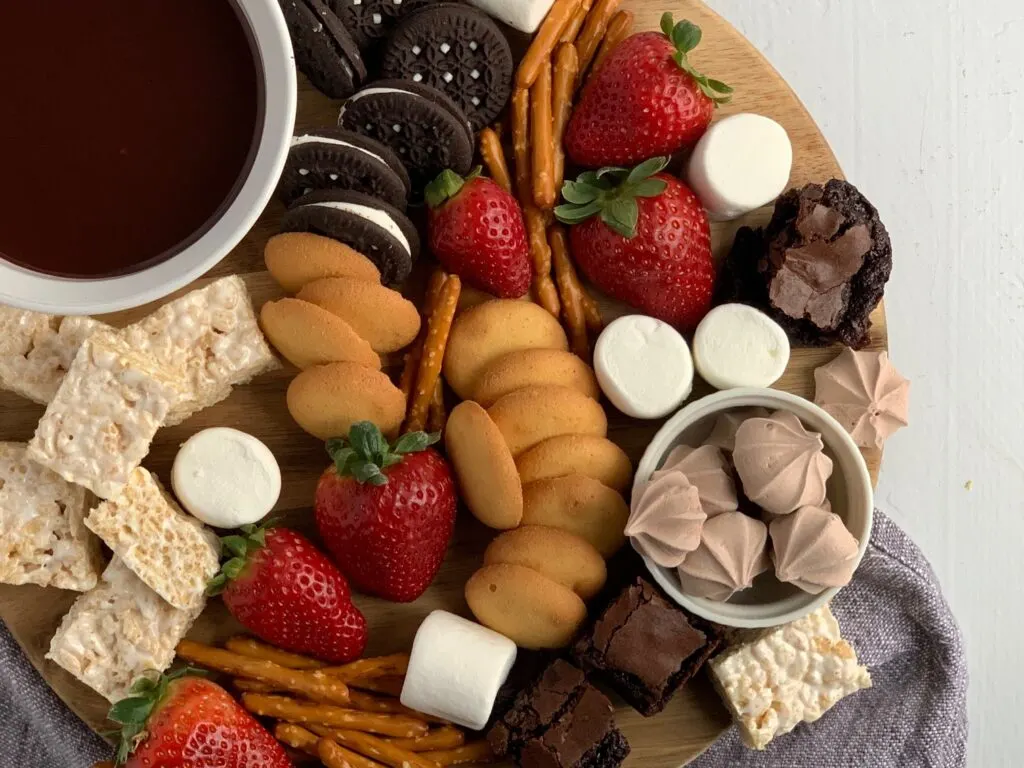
[0,0,297,316]
[636,387,874,628]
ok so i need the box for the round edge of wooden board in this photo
[0,1,886,765]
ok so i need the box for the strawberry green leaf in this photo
[660,12,675,38]
[109,696,155,726]
[673,21,702,53]
[705,78,734,94]
[349,421,388,463]
[221,535,249,558]
[663,15,732,106]
[626,156,670,184]
[393,431,439,455]
[329,424,437,486]
[633,178,669,198]
[555,200,603,224]
[555,158,671,239]
[601,198,640,239]
[354,462,387,486]
[562,180,601,205]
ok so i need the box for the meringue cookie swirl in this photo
[770,505,859,594]
[678,511,770,601]
[659,444,739,517]
[627,470,706,568]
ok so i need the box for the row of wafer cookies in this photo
[439,298,632,648]
[476,0,635,353]
[261,232,423,439]
[173,637,495,767]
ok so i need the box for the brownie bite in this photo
[717,179,892,348]
[573,578,722,717]
[489,659,630,768]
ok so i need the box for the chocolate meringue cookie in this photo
[705,407,771,453]
[814,348,910,449]
[733,410,833,515]
[770,505,859,594]
[659,445,739,517]
[678,512,770,601]
[627,471,706,568]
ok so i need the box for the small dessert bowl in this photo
[636,388,873,628]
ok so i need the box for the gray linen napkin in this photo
[1,510,967,767]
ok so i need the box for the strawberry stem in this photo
[326,421,439,487]
[555,157,670,239]
[108,668,207,765]
[425,167,482,209]
[207,522,278,595]
[660,13,733,105]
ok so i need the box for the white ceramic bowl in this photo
[0,1,296,316]
[636,388,873,628]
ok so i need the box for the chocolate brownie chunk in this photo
[489,659,630,768]
[717,179,892,348]
[379,3,514,130]
[279,0,366,99]
[573,578,723,717]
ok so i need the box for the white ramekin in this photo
[0,1,296,316]
[636,388,873,628]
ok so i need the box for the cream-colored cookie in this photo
[488,386,607,457]
[521,475,629,558]
[286,362,405,440]
[471,348,601,407]
[516,435,633,493]
[445,402,523,530]
[465,564,587,649]
[260,299,381,371]
[484,526,607,600]
[443,300,568,399]
[264,232,381,292]
[297,277,421,354]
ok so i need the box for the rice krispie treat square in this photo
[123,276,278,425]
[0,442,104,591]
[85,468,219,612]
[27,329,182,499]
[47,557,202,702]
[0,305,59,402]
[708,604,872,750]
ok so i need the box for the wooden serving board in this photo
[0,1,886,764]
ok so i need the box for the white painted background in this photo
[703,1,1022,765]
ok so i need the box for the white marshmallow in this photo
[400,611,517,731]
[594,315,694,420]
[171,428,281,529]
[687,113,793,221]
[467,0,557,33]
[693,304,791,390]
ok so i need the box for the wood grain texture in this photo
[0,1,885,765]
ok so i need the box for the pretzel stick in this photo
[479,128,513,193]
[511,89,532,203]
[347,677,406,697]
[516,0,583,89]
[530,60,556,209]
[226,637,324,670]
[422,742,496,766]
[176,641,350,706]
[387,727,466,752]
[589,10,634,76]
[405,275,461,433]
[400,271,449,399]
[580,289,603,332]
[524,206,561,318]
[427,378,446,433]
[322,654,410,682]
[234,678,279,694]
[575,0,624,84]
[242,694,429,738]
[559,1,590,43]
[552,43,579,204]
[549,225,590,358]
[309,727,440,768]
[319,737,389,768]
[276,723,322,756]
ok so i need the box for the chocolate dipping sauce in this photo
[0,1,261,278]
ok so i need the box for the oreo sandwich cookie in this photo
[279,0,367,99]
[339,79,474,194]
[280,128,412,209]
[280,189,421,284]
[327,0,404,53]
[380,3,513,131]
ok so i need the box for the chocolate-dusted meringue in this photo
[733,410,833,515]
[678,512,770,601]
[814,348,910,449]
[705,407,771,453]
[770,505,859,594]
[659,445,739,517]
[627,471,706,568]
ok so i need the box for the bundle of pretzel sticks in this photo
[174,638,494,767]
[479,0,635,360]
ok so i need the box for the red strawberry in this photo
[566,14,731,168]
[110,671,292,767]
[209,525,367,663]
[426,169,531,298]
[555,157,714,330]
[314,422,457,603]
